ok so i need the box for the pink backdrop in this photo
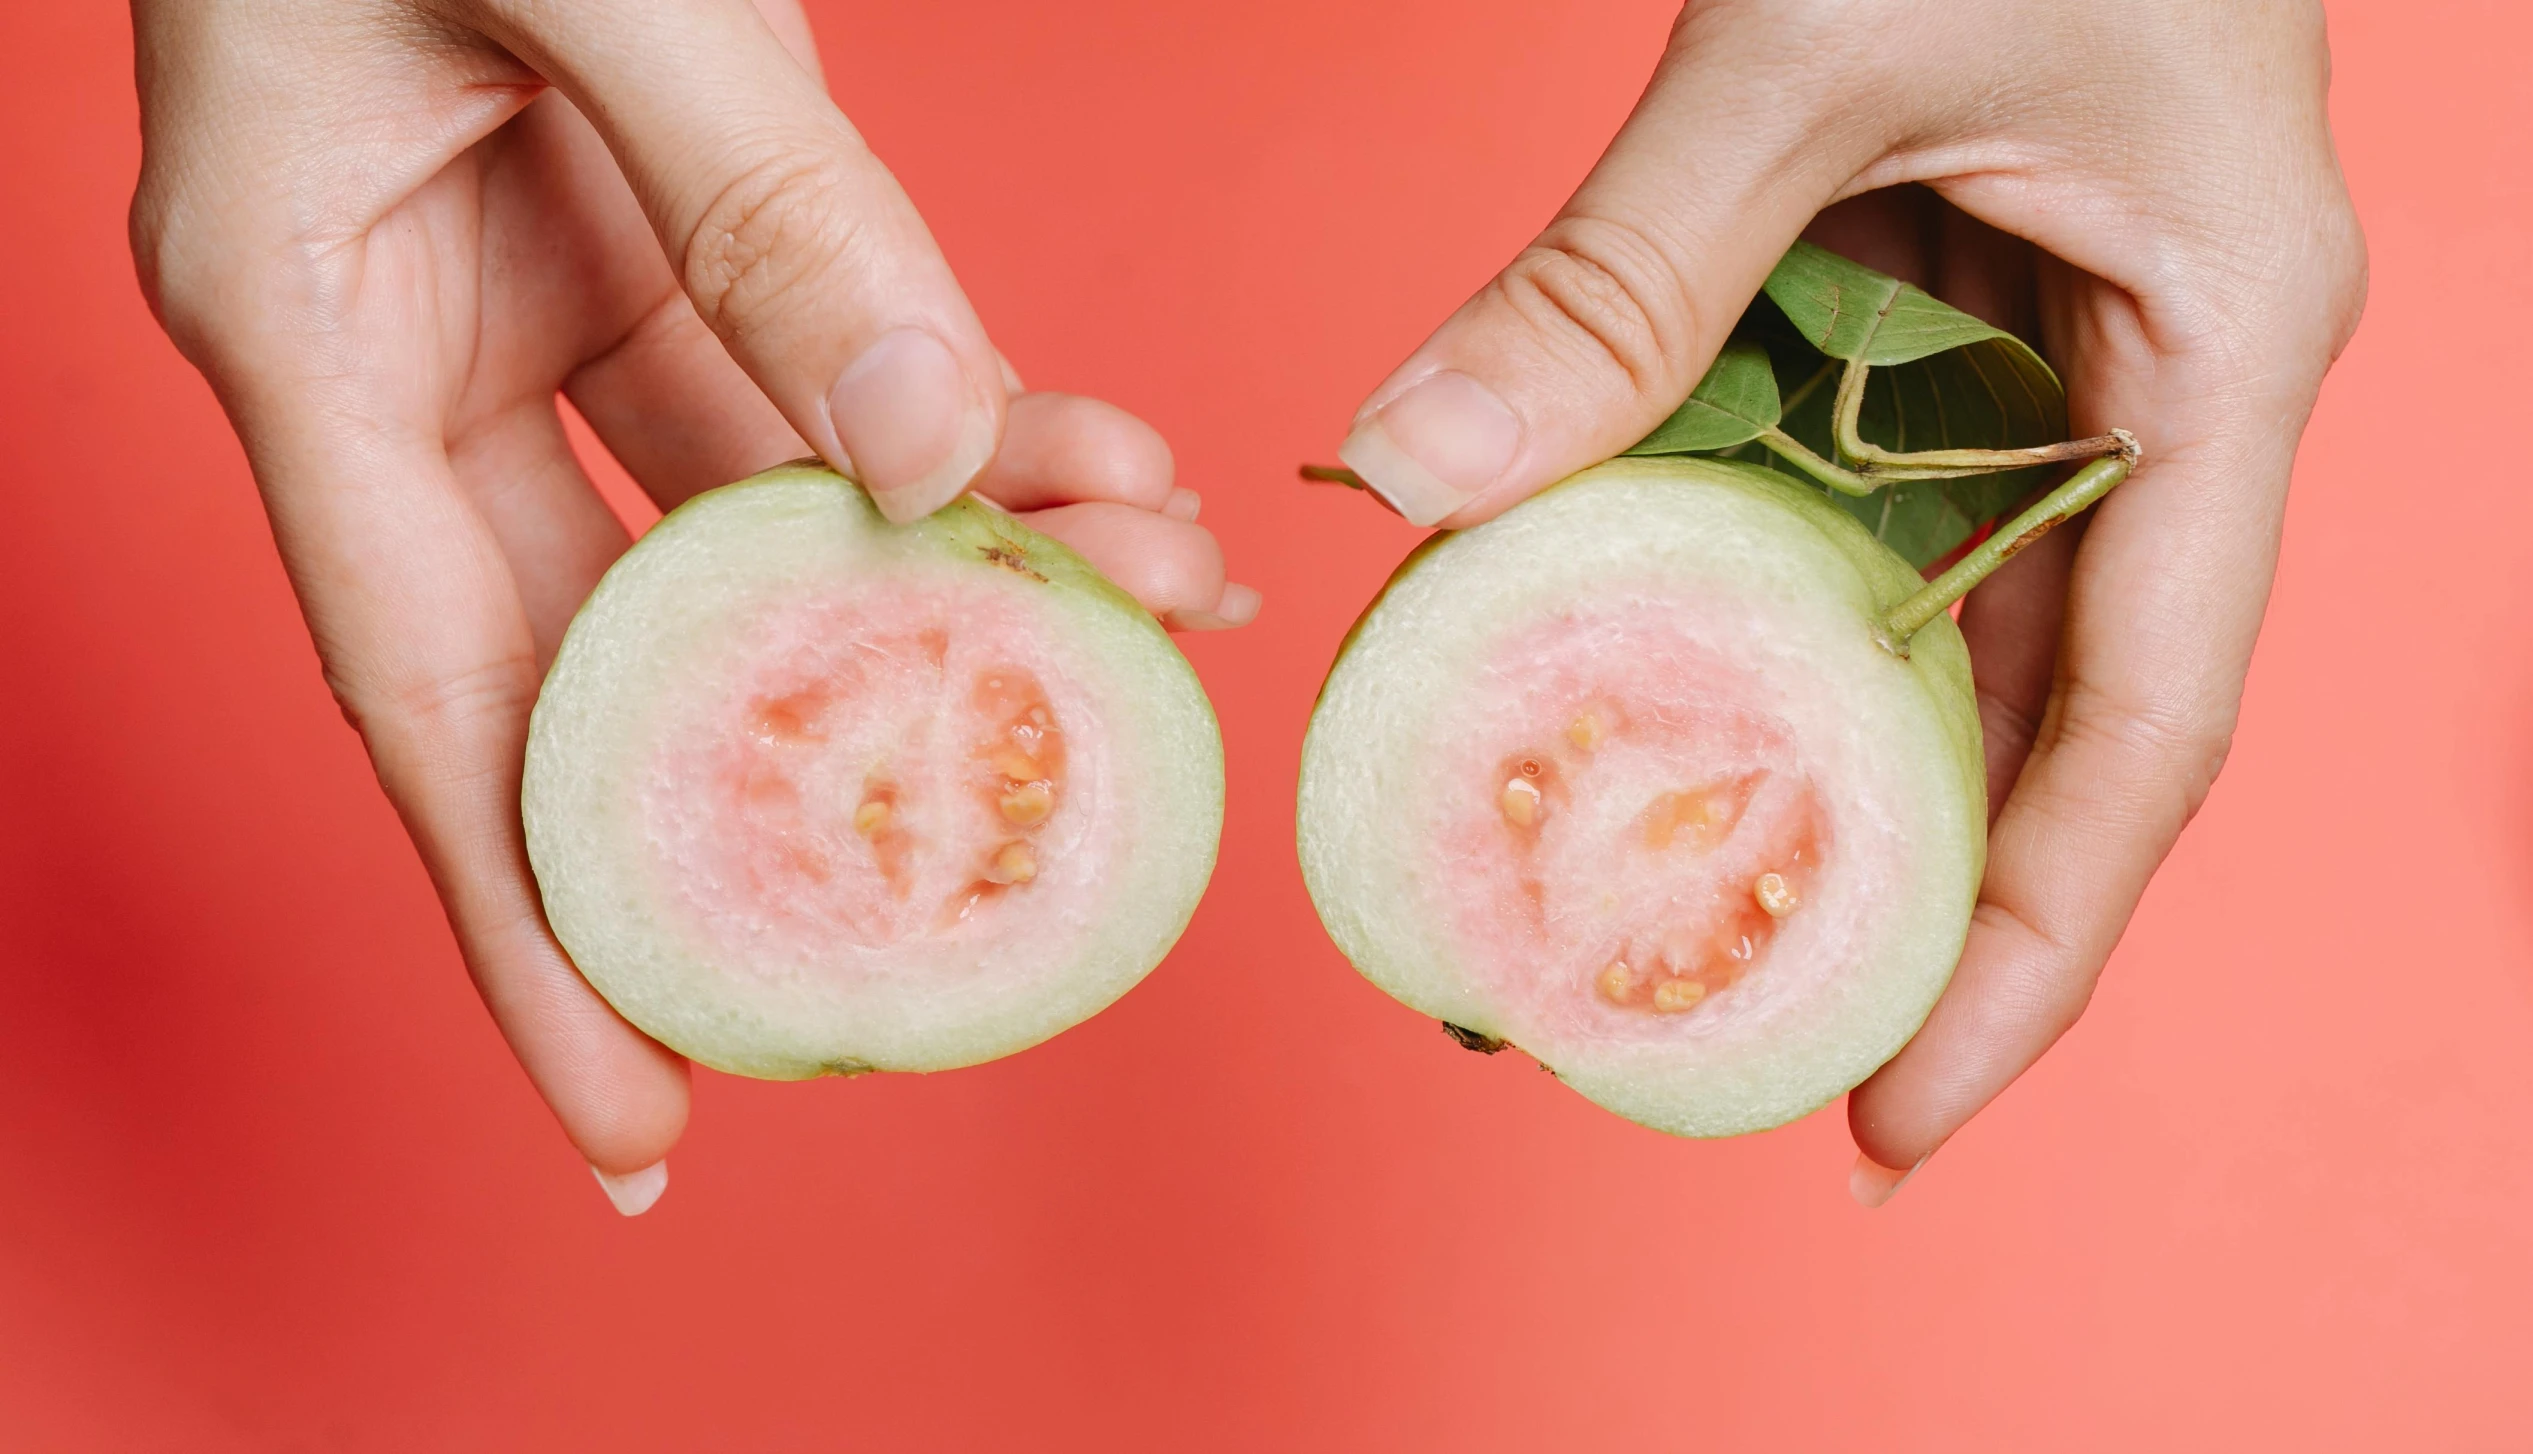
[2,1,2527,1446]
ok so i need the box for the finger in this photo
[248,404,691,1188]
[1845,656,2226,1180]
[441,401,700,1208]
[444,390,633,662]
[1956,520,2081,822]
[471,0,1007,521]
[571,308,1201,534]
[570,313,1200,525]
[1337,10,1897,527]
[1846,308,2302,1180]
[1163,579,1262,633]
[567,288,808,512]
[969,392,1177,514]
[456,83,807,512]
[748,0,824,80]
[494,93,1172,524]
[568,302,1228,614]
[1015,502,1257,630]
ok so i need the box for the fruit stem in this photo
[1300,463,1369,490]
[1875,439,2137,657]
[1756,429,1879,496]
[1833,359,2139,476]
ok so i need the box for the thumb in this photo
[1340,13,1882,527]
[479,0,1004,520]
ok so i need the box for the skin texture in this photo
[1337,0,2366,1202]
[128,0,1256,1213]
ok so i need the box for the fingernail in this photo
[1168,583,1262,632]
[590,1159,669,1217]
[1848,1152,1926,1210]
[827,326,995,521]
[1211,582,1262,625]
[1337,370,1520,527]
[1163,487,1202,522]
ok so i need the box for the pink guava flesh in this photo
[641,579,1118,974]
[1300,459,1982,1133]
[1436,601,1846,1045]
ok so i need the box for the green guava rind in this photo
[1296,456,1985,1137]
[522,463,1224,1080]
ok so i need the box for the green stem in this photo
[1300,463,1369,490]
[1833,357,2139,475]
[1876,451,2133,656]
[1756,428,1878,496]
[1832,356,1875,462]
[1857,433,2141,474]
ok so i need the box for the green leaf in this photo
[1764,237,2069,474]
[1763,241,2010,365]
[1840,340,2064,564]
[1622,241,2078,570]
[1624,338,1780,455]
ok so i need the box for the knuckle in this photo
[2053,683,2234,828]
[127,175,223,362]
[1492,216,1701,401]
[1668,0,1847,54]
[1663,0,1900,117]
[2318,209,2371,356]
[328,651,540,770]
[679,149,867,346]
[1970,898,2102,1041]
[126,162,340,376]
[1116,539,1222,616]
[126,183,172,316]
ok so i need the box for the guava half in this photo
[1296,456,1985,1137]
[524,463,1223,1080]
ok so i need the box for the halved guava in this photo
[1297,457,1985,1137]
[524,463,1223,1080]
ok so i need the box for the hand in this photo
[130,0,1257,1214]
[1336,0,2365,1202]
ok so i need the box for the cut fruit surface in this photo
[525,464,1222,1079]
[1298,457,1985,1137]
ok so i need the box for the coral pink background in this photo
[4,1,2528,1447]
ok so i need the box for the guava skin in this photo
[1298,457,1986,1138]
[524,464,1224,1080]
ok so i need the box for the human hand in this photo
[129,0,1256,1213]
[1336,0,2365,1201]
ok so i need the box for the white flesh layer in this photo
[1298,458,1984,1137]
[525,468,1223,1079]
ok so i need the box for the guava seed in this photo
[521,465,1224,1083]
[1291,455,1985,1140]
[1643,789,1725,852]
[985,842,1038,885]
[1652,979,1707,1013]
[1754,872,1799,918]
[1597,960,1634,1002]
[1500,777,1543,828]
[999,781,1054,827]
